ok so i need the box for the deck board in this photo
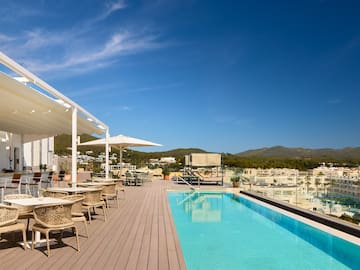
[0,179,187,270]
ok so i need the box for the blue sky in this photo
[1,0,360,153]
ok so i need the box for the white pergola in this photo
[0,52,110,184]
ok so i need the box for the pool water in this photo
[168,192,360,270]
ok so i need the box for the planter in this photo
[163,174,170,180]
[232,181,240,188]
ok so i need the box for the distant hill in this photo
[237,146,360,160]
[54,134,104,155]
[54,134,206,161]
[55,134,360,169]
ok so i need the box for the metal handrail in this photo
[176,175,197,190]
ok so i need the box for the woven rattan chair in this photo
[4,194,33,232]
[43,191,69,198]
[62,195,88,237]
[31,202,80,257]
[82,189,107,224]
[115,180,125,200]
[102,183,118,208]
[0,204,27,250]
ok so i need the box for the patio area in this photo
[0,179,187,270]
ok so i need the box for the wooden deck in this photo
[0,179,188,270]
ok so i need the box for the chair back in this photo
[102,183,116,195]
[43,191,69,198]
[83,189,103,204]
[4,194,33,214]
[47,171,54,181]
[33,203,74,228]
[32,172,42,182]
[61,195,85,215]
[0,204,19,227]
[11,173,21,184]
[58,170,66,181]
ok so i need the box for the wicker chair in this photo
[62,195,88,237]
[4,194,33,232]
[82,189,107,224]
[0,204,27,250]
[31,202,79,257]
[115,180,125,200]
[42,191,69,198]
[102,183,118,208]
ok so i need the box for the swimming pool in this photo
[168,192,360,270]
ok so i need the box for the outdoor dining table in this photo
[4,197,71,207]
[3,197,72,247]
[46,186,98,194]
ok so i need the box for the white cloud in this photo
[0,0,164,77]
[22,31,160,74]
[0,34,14,42]
[121,106,131,111]
[99,0,127,21]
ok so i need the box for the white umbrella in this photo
[79,134,162,177]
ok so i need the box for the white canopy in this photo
[79,134,162,177]
[79,134,162,148]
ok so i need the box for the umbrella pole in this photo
[119,147,123,178]
[105,130,110,179]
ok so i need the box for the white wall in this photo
[0,132,22,171]
[22,136,55,171]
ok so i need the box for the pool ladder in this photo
[176,175,197,190]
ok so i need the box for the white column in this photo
[105,129,110,179]
[20,134,24,171]
[71,107,78,187]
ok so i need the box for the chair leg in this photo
[102,205,107,222]
[83,218,89,238]
[26,218,30,233]
[88,208,92,224]
[31,230,35,250]
[74,226,80,252]
[46,231,50,257]
[22,229,27,251]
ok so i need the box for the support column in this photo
[105,129,110,179]
[71,107,78,187]
[20,134,24,171]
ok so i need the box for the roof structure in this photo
[0,52,108,141]
[0,51,109,181]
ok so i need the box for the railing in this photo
[176,175,197,190]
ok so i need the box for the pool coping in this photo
[239,190,360,245]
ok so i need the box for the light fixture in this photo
[13,77,30,83]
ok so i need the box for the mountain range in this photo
[236,146,360,160]
[54,135,360,164]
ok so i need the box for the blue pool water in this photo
[168,192,360,270]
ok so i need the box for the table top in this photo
[92,178,121,182]
[78,182,114,186]
[4,197,71,206]
[47,187,98,193]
